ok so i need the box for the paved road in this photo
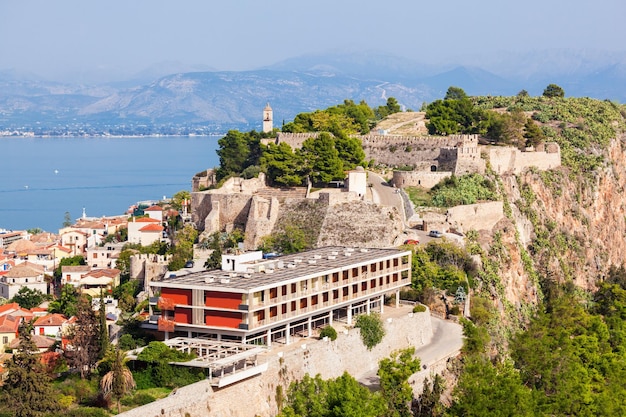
[368,171,405,222]
[359,316,463,390]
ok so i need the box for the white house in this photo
[0,262,48,299]
[128,217,163,246]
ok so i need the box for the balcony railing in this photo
[157,317,176,332]
[157,297,176,311]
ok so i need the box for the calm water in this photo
[0,136,220,232]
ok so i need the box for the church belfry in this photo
[263,102,273,133]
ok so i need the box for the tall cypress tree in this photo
[98,290,110,359]
[2,321,60,417]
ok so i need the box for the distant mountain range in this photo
[1,49,624,135]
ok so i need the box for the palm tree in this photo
[100,346,136,413]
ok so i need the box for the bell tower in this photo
[262,102,273,133]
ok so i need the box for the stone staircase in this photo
[254,187,308,202]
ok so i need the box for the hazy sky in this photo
[1,0,624,81]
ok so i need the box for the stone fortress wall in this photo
[273,132,560,189]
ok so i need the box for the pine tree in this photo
[2,321,60,417]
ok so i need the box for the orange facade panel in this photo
[205,291,242,309]
[205,311,242,329]
[174,308,192,324]
[161,288,192,305]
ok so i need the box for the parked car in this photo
[428,230,443,238]
[403,239,419,245]
[184,260,195,268]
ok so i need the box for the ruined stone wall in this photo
[129,254,170,289]
[118,308,437,417]
[392,171,453,189]
[243,196,281,250]
[317,201,404,248]
[488,142,561,175]
[445,201,505,233]
[191,192,254,232]
[192,169,216,192]
[275,132,321,149]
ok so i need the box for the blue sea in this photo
[0,136,220,233]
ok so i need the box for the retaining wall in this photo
[119,308,439,417]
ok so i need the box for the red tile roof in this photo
[144,205,163,212]
[0,314,20,333]
[139,224,164,232]
[33,313,68,327]
[134,217,161,223]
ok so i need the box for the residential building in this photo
[0,314,21,353]
[33,313,68,337]
[0,262,48,299]
[78,268,120,296]
[0,230,28,249]
[127,217,164,246]
[147,246,411,346]
[85,242,124,269]
[61,265,91,287]
[60,229,89,256]
[144,205,164,222]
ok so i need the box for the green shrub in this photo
[355,313,385,350]
[413,304,427,313]
[449,305,461,316]
[319,325,338,341]
[121,392,156,406]
[60,407,110,417]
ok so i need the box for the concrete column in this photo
[164,331,169,341]
[307,316,312,337]
[242,335,247,344]
[217,333,222,341]
[366,298,371,315]
[187,331,192,338]
[396,290,400,308]
[266,328,272,348]
[329,310,333,326]
[380,295,385,314]
[347,305,353,325]
[286,323,291,345]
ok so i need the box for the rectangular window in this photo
[3,336,8,344]
[93,253,98,259]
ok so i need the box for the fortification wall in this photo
[129,254,170,288]
[445,201,504,233]
[488,142,561,175]
[191,192,254,232]
[192,169,217,192]
[118,307,438,417]
[275,132,321,149]
[244,196,281,250]
[317,201,404,248]
[392,171,452,189]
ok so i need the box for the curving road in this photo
[358,315,463,390]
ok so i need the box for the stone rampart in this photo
[243,196,281,250]
[192,169,217,192]
[129,254,170,289]
[488,142,561,175]
[118,307,440,417]
[192,192,254,232]
[445,201,505,233]
[392,171,453,189]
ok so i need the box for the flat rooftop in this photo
[153,246,410,292]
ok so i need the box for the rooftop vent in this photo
[204,276,215,283]
[328,255,336,260]
[220,278,230,284]
[345,247,354,252]
[264,269,274,274]
[277,261,284,269]
[360,248,369,253]
[294,258,302,264]
[344,252,352,257]
[331,251,339,256]
[308,260,317,264]
[287,263,296,269]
